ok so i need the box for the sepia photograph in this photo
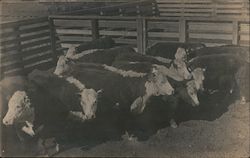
[0,0,249,157]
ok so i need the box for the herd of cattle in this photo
[1,37,249,155]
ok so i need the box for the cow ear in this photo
[76,92,82,98]
[24,95,31,108]
[147,73,155,82]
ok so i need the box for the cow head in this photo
[3,91,34,125]
[65,46,77,59]
[54,55,74,77]
[175,47,187,61]
[185,80,199,106]
[147,68,174,96]
[191,68,205,91]
[173,59,192,80]
[79,89,102,120]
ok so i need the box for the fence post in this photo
[14,25,25,74]
[91,19,99,40]
[232,20,239,45]
[48,17,57,64]
[137,18,147,54]
[179,19,187,42]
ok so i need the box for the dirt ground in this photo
[54,99,249,158]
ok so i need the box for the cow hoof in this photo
[170,119,178,128]
[240,97,246,105]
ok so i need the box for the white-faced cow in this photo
[54,57,174,117]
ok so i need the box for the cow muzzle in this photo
[85,114,96,120]
[3,118,14,126]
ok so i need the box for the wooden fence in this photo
[0,17,62,79]
[66,0,159,16]
[0,14,249,79]
[49,15,249,54]
[157,0,249,18]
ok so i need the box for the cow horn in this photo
[97,89,103,94]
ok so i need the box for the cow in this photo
[146,42,206,60]
[107,60,205,128]
[28,69,102,120]
[2,80,70,156]
[65,45,173,67]
[54,58,174,117]
[65,46,137,65]
[74,36,115,53]
[188,45,250,62]
[188,53,242,96]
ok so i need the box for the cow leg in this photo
[240,96,246,104]
[170,119,178,128]
[131,95,150,114]
[162,95,178,128]
[36,138,48,156]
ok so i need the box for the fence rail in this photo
[0,17,59,79]
[157,0,249,18]
[49,15,250,54]
[1,14,249,79]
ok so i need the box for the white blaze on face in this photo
[150,68,174,96]
[175,48,187,60]
[186,80,199,106]
[54,56,71,77]
[66,76,86,90]
[103,65,146,78]
[65,46,77,59]
[132,69,174,114]
[21,121,35,137]
[65,76,100,120]
[80,88,101,119]
[152,56,172,64]
[3,91,33,125]
[173,59,192,80]
[191,68,205,91]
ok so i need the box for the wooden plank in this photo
[239,35,250,41]
[179,19,186,42]
[1,31,50,45]
[137,18,144,54]
[1,61,24,72]
[53,19,92,27]
[22,45,51,57]
[91,19,99,40]
[99,20,136,28]
[143,19,147,54]
[0,25,49,38]
[99,30,137,36]
[24,60,55,74]
[23,53,53,66]
[148,32,179,38]
[49,18,57,64]
[56,29,92,35]
[232,20,239,45]
[21,38,51,50]
[189,33,232,40]
[1,17,48,28]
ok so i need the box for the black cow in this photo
[188,45,249,62]
[146,42,206,60]
[75,36,115,53]
[188,53,242,96]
